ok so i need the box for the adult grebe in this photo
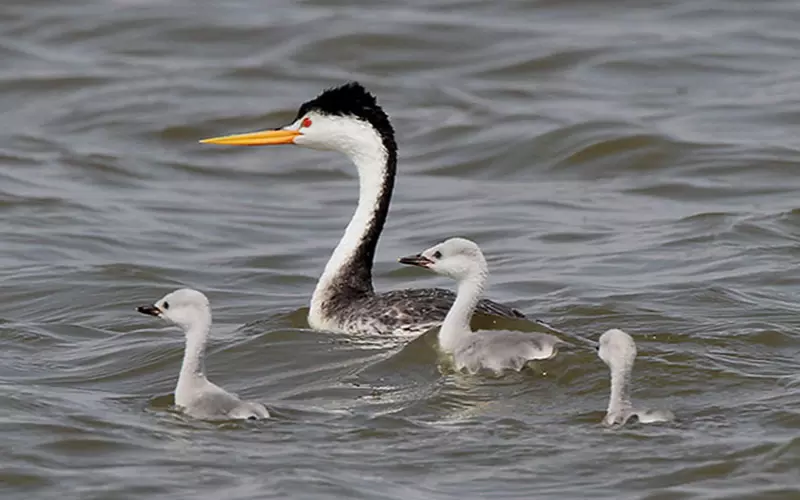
[399,237,563,374]
[200,82,525,336]
[137,289,270,420]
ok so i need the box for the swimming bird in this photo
[137,288,270,421]
[200,82,526,336]
[597,328,674,427]
[398,237,563,374]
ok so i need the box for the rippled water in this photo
[2,0,800,498]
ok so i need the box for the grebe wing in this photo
[376,287,525,319]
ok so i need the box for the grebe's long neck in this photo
[606,362,633,419]
[310,129,397,318]
[176,317,211,398]
[438,264,488,353]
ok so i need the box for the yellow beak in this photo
[199,129,301,146]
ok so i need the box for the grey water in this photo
[2,0,800,498]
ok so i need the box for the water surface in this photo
[2,1,800,498]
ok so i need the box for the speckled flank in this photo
[321,286,525,336]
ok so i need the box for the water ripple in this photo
[3,0,800,498]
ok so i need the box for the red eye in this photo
[301,117,312,128]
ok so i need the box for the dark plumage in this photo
[323,287,526,336]
[295,82,396,147]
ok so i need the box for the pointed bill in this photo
[199,129,300,146]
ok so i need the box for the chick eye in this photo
[163,301,170,310]
[301,117,312,128]
[432,251,442,259]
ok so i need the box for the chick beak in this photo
[397,254,434,268]
[137,304,162,317]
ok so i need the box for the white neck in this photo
[606,363,633,417]
[309,138,389,325]
[176,317,210,400]
[438,266,488,353]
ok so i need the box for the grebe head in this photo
[398,237,486,281]
[137,288,211,333]
[200,82,396,159]
[597,328,637,370]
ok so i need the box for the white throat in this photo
[438,265,488,353]
[308,125,390,329]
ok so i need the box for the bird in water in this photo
[200,82,527,336]
[398,237,564,375]
[137,288,270,421]
[596,328,675,427]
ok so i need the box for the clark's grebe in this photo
[201,83,526,336]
